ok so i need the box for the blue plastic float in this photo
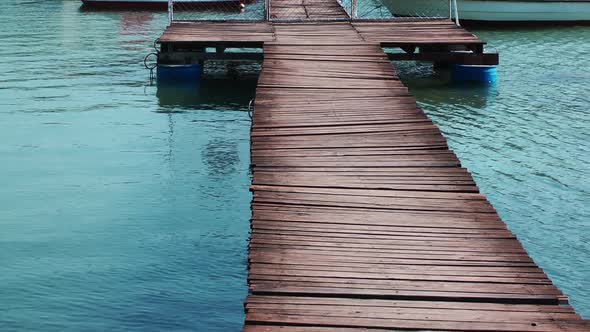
[157,64,202,83]
[452,64,497,83]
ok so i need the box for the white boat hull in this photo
[386,0,590,22]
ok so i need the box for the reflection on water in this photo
[203,138,241,176]
[396,26,590,317]
[1,1,589,331]
[157,74,259,110]
[0,3,253,332]
[395,62,498,109]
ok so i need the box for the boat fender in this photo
[452,64,497,83]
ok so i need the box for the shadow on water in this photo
[154,67,256,177]
[156,74,259,111]
[395,62,499,110]
[202,137,241,176]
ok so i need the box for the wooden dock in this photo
[158,12,588,332]
[268,0,349,20]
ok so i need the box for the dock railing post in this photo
[351,0,358,19]
[265,0,270,20]
[168,0,174,25]
[452,0,460,26]
[448,0,452,19]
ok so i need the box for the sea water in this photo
[0,1,588,331]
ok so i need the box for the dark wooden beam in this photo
[192,52,263,61]
[387,52,499,66]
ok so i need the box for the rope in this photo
[144,52,159,83]
[153,38,161,53]
[248,99,255,119]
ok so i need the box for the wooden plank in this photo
[156,15,587,332]
[243,26,585,331]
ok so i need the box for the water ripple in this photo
[400,25,590,318]
[0,2,252,331]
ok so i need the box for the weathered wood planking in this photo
[269,0,349,20]
[244,21,588,332]
[156,15,587,332]
[158,20,488,51]
[158,22,275,47]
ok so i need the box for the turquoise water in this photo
[0,1,588,331]
[398,26,590,317]
[0,1,254,331]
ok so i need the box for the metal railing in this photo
[168,0,266,23]
[167,0,459,24]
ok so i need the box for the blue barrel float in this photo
[157,63,203,84]
[452,64,497,83]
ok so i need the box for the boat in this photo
[81,0,245,10]
[385,0,590,23]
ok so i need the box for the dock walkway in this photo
[268,0,349,20]
[158,10,589,332]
